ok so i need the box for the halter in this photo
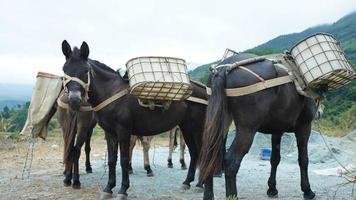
[63,72,90,101]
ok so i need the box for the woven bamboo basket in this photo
[126,56,192,101]
[290,33,356,90]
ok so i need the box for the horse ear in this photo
[62,40,72,58]
[80,41,90,60]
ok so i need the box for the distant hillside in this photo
[0,83,33,111]
[0,100,26,111]
[190,11,356,82]
[247,11,356,62]
[189,11,356,136]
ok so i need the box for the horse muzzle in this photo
[68,91,83,111]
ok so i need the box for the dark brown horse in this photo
[199,53,317,200]
[60,40,207,199]
[56,90,97,189]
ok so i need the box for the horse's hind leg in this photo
[267,133,283,197]
[85,126,94,173]
[167,129,174,168]
[224,128,256,198]
[128,136,137,174]
[141,136,154,177]
[295,124,315,199]
[179,124,199,190]
[179,132,187,170]
[203,176,214,200]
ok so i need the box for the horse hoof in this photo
[116,194,128,200]
[194,186,204,193]
[63,179,71,187]
[100,192,113,200]
[128,170,133,174]
[181,165,187,170]
[267,188,278,197]
[86,168,93,173]
[167,164,173,168]
[303,191,316,199]
[147,172,154,177]
[72,181,81,189]
[181,184,190,190]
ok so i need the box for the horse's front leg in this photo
[100,132,118,200]
[267,132,283,197]
[85,122,95,173]
[118,132,131,200]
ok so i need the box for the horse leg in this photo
[141,136,154,177]
[179,124,198,190]
[85,127,94,173]
[179,132,187,170]
[224,128,256,198]
[63,159,73,186]
[295,124,315,199]
[203,176,214,200]
[100,133,118,200]
[267,133,283,197]
[72,131,87,189]
[167,129,174,168]
[117,134,131,200]
[128,136,137,174]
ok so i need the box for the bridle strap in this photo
[63,72,90,101]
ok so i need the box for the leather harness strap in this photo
[57,98,93,112]
[186,96,208,105]
[238,66,265,82]
[92,89,129,112]
[206,76,292,96]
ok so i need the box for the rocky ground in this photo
[0,130,355,200]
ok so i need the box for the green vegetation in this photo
[0,102,58,135]
[190,12,356,136]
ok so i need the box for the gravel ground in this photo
[0,131,355,200]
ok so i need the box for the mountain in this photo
[190,11,356,82]
[0,83,33,111]
[247,11,356,61]
[189,11,356,136]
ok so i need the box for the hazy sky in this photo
[0,0,355,84]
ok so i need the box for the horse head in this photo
[61,40,91,111]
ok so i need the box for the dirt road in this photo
[0,131,355,200]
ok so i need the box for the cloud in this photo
[0,0,355,84]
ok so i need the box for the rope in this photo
[21,128,35,180]
[92,89,129,112]
[315,121,355,182]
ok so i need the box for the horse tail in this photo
[63,110,78,165]
[199,69,229,181]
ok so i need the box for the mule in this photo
[60,40,207,199]
[128,135,154,176]
[128,127,187,177]
[199,53,317,200]
[56,91,97,189]
[167,126,187,169]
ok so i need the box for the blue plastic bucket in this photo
[260,148,271,160]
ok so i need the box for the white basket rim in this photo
[125,56,187,68]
